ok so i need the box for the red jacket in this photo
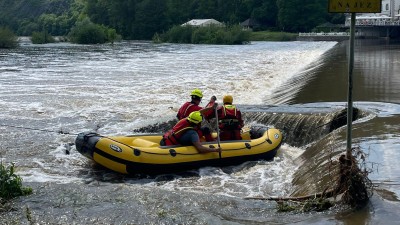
[177,101,215,120]
[177,102,203,120]
[217,104,244,130]
[163,119,200,145]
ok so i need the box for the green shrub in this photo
[68,18,121,44]
[249,31,298,41]
[191,27,208,44]
[0,27,19,48]
[106,28,122,44]
[31,31,56,44]
[155,24,250,45]
[157,25,194,43]
[0,162,32,202]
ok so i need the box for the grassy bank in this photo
[250,31,298,41]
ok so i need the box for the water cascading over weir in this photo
[240,104,360,147]
[242,104,364,197]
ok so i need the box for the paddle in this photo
[214,105,221,159]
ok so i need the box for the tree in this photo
[165,0,193,25]
[132,0,168,40]
[216,0,247,25]
[194,0,217,19]
[85,0,137,39]
[277,0,327,32]
[0,0,342,40]
[252,0,278,28]
[0,27,19,48]
[68,18,107,44]
[85,0,110,25]
[106,0,137,39]
[31,31,56,44]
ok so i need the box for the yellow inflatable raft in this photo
[75,125,282,175]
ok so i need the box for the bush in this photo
[68,18,121,44]
[31,31,56,44]
[154,25,194,43]
[249,31,298,41]
[106,28,122,44]
[155,24,250,45]
[0,27,19,48]
[0,162,32,202]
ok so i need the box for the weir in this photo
[241,104,360,147]
[241,105,366,197]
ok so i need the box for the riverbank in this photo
[17,31,299,44]
[250,31,297,41]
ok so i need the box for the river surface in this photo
[0,39,400,224]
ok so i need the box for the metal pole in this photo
[215,106,221,159]
[346,13,356,158]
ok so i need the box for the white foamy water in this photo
[142,144,304,198]
[0,41,336,196]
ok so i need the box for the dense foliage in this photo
[249,31,297,41]
[0,27,18,48]
[84,0,341,39]
[0,162,32,201]
[0,0,84,36]
[68,18,120,44]
[31,31,56,44]
[0,0,345,40]
[154,25,250,44]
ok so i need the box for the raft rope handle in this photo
[2,123,276,154]
[99,133,274,156]
[1,124,276,155]
[99,135,200,156]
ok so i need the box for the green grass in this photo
[250,31,298,41]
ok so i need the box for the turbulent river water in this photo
[1,39,400,224]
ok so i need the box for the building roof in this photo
[181,19,223,27]
[240,18,260,27]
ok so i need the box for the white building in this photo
[342,0,400,38]
[357,0,400,18]
[381,0,400,17]
[181,19,224,27]
[345,0,400,26]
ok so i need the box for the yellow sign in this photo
[328,0,381,13]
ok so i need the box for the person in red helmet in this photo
[161,111,221,154]
[211,95,244,141]
[176,89,216,120]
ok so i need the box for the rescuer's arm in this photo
[193,141,221,154]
